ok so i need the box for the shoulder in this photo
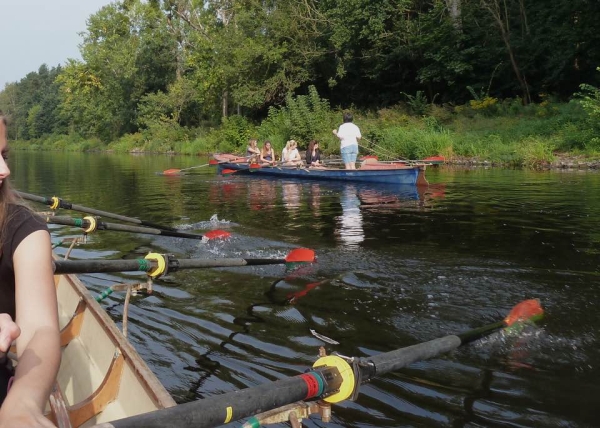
[6,204,44,227]
[5,204,48,248]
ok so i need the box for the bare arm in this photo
[0,230,60,427]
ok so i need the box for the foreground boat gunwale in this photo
[50,254,176,427]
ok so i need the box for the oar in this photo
[221,162,266,175]
[161,163,211,176]
[53,249,316,275]
[45,216,231,241]
[17,191,179,232]
[92,299,543,428]
[162,158,228,176]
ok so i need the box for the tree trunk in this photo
[445,0,462,31]
[481,0,531,104]
[222,91,228,118]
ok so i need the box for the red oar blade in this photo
[221,169,238,175]
[209,159,219,165]
[203,229,231,240]
[285,248,316,263]
[162,169,183,176]
[249,163,262,171]
[504,299,544,326]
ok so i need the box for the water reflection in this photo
[281,181,302,216]
[336,185,365,248]
[308,183,321,217]
[248,180,277,211]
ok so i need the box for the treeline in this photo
[1,0,599,153]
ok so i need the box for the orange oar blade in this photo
[209,159,219,165]
[203,230,231,240]
[162,169,183,175]
[504,299,544,326]
[221,169,238,175]
[285,248,316,263]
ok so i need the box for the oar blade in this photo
[221,169,238,175]
[285,248,316,263]
[504,299,544,326]
[209,159,219,165]
[203,229,231,240]
[161,169,183,176]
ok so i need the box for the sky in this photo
[0,0,113,89]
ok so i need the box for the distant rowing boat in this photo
[213,154,428,185]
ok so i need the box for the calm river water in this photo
[11,151,600,427]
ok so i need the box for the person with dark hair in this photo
[332,112,361,169]
[306,140,322,167]
[0,114,60,426]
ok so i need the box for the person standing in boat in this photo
[0,114,60,427]
[246,138,260,162]
[260,140,276,165]
[333,112,361,170]
[306,140,322,167]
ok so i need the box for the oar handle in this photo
[17,191,178,232]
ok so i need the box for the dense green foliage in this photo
[1,0,599,166]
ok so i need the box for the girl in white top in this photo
[333,112,361,169]
[281,140,302,165]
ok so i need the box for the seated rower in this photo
[260,140,276,165]
[306,140,323,167]
[282,140,302,166]
[246,138,260,163]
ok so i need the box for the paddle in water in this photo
[166,157,254,176]
[161,159,224,176]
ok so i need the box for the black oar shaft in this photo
[54,259,150,274]
[17,191,177,231]
[365,336,461,377]
[53,257,289,274]
[46,216,206,240]
[94,367,341,428]
[363,321,505,379]
[176,258,286,269]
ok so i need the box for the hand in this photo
[332,129,337,136]
[0,313,20,353]
[0,399,57,428]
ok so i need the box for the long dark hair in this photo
[0,115,18,248]
[307,140,319,154]
[261,140,272,156]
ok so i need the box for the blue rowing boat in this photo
[213,154,426,185]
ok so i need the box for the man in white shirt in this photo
[333,112,361,169]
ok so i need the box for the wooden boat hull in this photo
[215,154,425,185]
[47,259,176,427]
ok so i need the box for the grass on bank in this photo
[10,91,600,169]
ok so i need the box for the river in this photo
[11,151,600,427]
